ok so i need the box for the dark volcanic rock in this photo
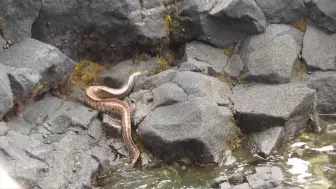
[307,0,336,34]
[302,24,336,71]
[255,0,308,24]
[0,0,42,42]
[0,96,116,189]
[0,66,14,120]
[240,24,303,84]
[7,68,41,101]
[176,0,266,48]
[152,82,188,108]
[224,54,244,78]
[181,41,229,75]
[137,97,237,164]
[247,127,285,156]
[172,71,231,105]
[307,71,336,113]
[232,83,316,137]
[0,38,75,92]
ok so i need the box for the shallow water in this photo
[95,117,336,189]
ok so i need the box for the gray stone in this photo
[232,83,316,137]
[138,97,237,164]
[307,0,336,33]
[101,59,136,88]
[0,66,14,119]
[0,36,6,53]
[184,41,229,74]
[0,38,75,90]
[248,127,285,156]
[246,172,280,189]
[129,90,154,126]
[21,96,63,126]
[326,123,336,136]
[302,24,336,71]
[240,24,303,84]
[152,82,188,108]
[7,67,41,100]
[102,114,122,138]
[42,101,98,134]
[0,0,42,42]
[228,172,245,185]
[255,0,308,24]
[224,54,244,78]
[307,71,336,113]
[134,6,167,43]
[31,0,142,57]
[172,71,231,105]
[220,182,233,189]
[0,121,8,136]
[176,0,266,48]
[6,116,35,135]
[232,183,252,189]
[270,166,285,182]
[87,118,103,142]
[135,57,159,73]
[133,69,178,92]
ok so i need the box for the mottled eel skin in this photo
[84,72,142,166]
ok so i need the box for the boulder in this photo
[255,0,308,24]
[224,54,244,78]
[0,36,6,53]
[307,0,336,34]
[181,41,229,75]
[172,71,231,105]
[247,127,285,156]
[240,24,303,84]
[0,65,14,119]
[31,0,142,58]
[137,97,237,164]
[232,83,316,138]
[307,71,336,113]
[176,0,266,48]
[0,96,117,189]
[133,69,178,92]
[0,122,8,136]
[0,0,42,42]
[0,38,75,92]
[302,24,336,71]
[152,82,188,108]
[7,68,41,101]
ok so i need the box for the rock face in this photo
[0,96,118,189]
[307,0,336,34]
[181,41,229,76]
[0,66,14,119]
[0,0,42,42]
[240,24,303,84]
[255,0,307,24]
[133,71,236,165]
[308,71,336,113]
[138,97,236,164]
[176,0,267,48]
[232,83,316,136]
[211,166,288,189]
[0,38,75,91]
[302,24,336,71]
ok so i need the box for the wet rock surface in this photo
[307,71,336,113]
[211,166,295,189]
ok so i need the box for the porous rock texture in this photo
[239,24,304,84]
[0,96,121,189]
[0,0,336,188]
